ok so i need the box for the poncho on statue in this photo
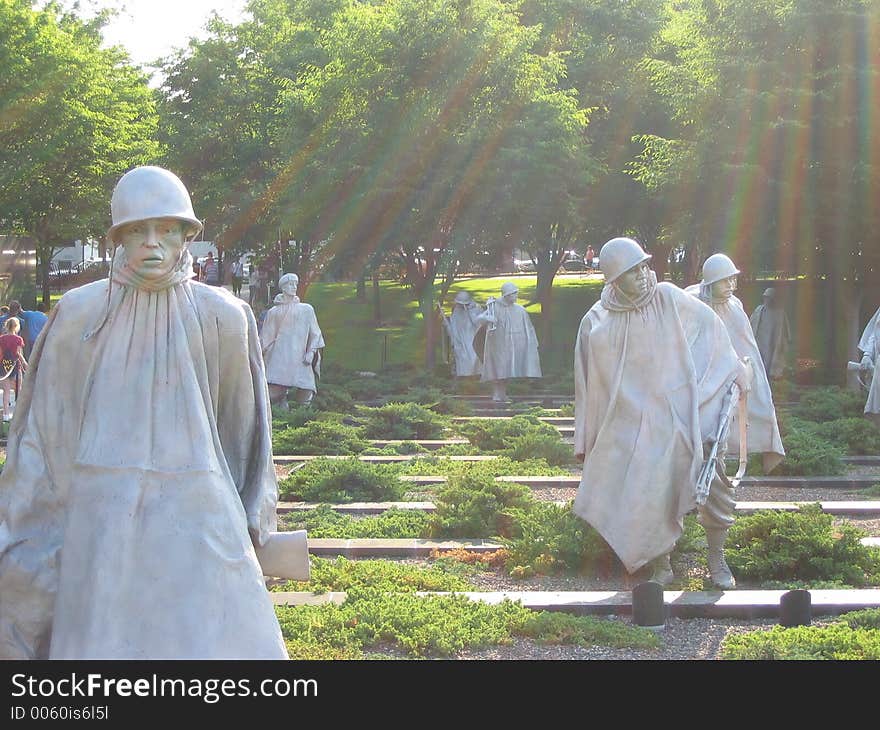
[750,302,790,378]
[572,277,741,572]
[478,300,542,381]
[686,285,785,472]
[261,291,325,394]
[858,307,880,414]
[0,246,288,659]
[442,300,483,377]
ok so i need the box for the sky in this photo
[57,0,251,71]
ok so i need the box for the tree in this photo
[275,0,599,368]
[633,0,880,371]
[0,0,159,305]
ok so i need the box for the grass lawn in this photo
[305,273,604,373]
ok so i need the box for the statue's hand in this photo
[861,354,874,371]
[303,350,315,365]
[735,357,753,392]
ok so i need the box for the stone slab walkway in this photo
[268,588,880,618]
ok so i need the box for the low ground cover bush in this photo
[271,405,321,430]
[502,432,574,466]
[275,556,474,593]
[354,402,450,440]
[726,504,880,587]
[398,456,569,477]
[310,383,355,412]
[279,457,405,502]
[280,505,431,538]
[809,417,880,455]
[272,420,370,456]
[720,622,880,660]
[452,415,560,451]
[275,590,658,659]
[502,501,621,577]
[790,386,866,422]
[427,475,535,538]
[773,425,846,476]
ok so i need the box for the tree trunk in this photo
[372,271,381,323]
[420,287,436,371]
[535,263,556,350]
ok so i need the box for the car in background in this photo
[560,251,589,272]
[513,258,537,273]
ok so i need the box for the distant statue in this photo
[686,254,785,473]
[0,166,301,659]
[475,282,542,402]
[573,238,750,589]
[260,272,325,408]
[856,306,880,419]
[750,288,791,378]
[438,291,483,377]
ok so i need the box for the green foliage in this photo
[276,556,474,593]
[427,475,535,539]
[726,505,880,587]
[502,432,574,467]
[502,502,621,577]
[399,456,569,477]
[557,403,575,417]
[311,384,355,413]
[837,609,880,630]
[455,415,560,451]
[354,403,450,440]
[281,505,431,539]
[519,613,659,650]
[427,396,475,416]
[720,624,880,660]
[272,420,369,455]
[271,405,321,430]
[431,442,481,455]
[791,386,867,423]
[279,457,405,502]
[1,0,160,303]
[810,418,880,456]
[276,589,656,659]
[774,427,846,476]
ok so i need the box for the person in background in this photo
[0,307,8,317]
[230,258,245,297]
[1,301,48,359]
[584,245,596,269]
[200,251,220,286]
[0,317,27,421]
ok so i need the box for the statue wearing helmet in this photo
[573,238,749,588]
[475,281,542,402]
[0,166,300,659]
[749,287,791,379]
[855,305,880,422]
[685,255,785,585]
[260,272,325,408]
[437,290,485,378]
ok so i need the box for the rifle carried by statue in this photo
[695,358,751,505]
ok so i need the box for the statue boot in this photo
[649,553,674,586]
[706,527,736,589]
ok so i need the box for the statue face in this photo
[710,275,737,300]
[502,292,517,305]
[118,218,185,279]
[280,276,299,296]
[616,261,651,299]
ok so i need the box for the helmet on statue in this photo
[702,253,740,285]
[599,237,651,284]
[108,166,202,243]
